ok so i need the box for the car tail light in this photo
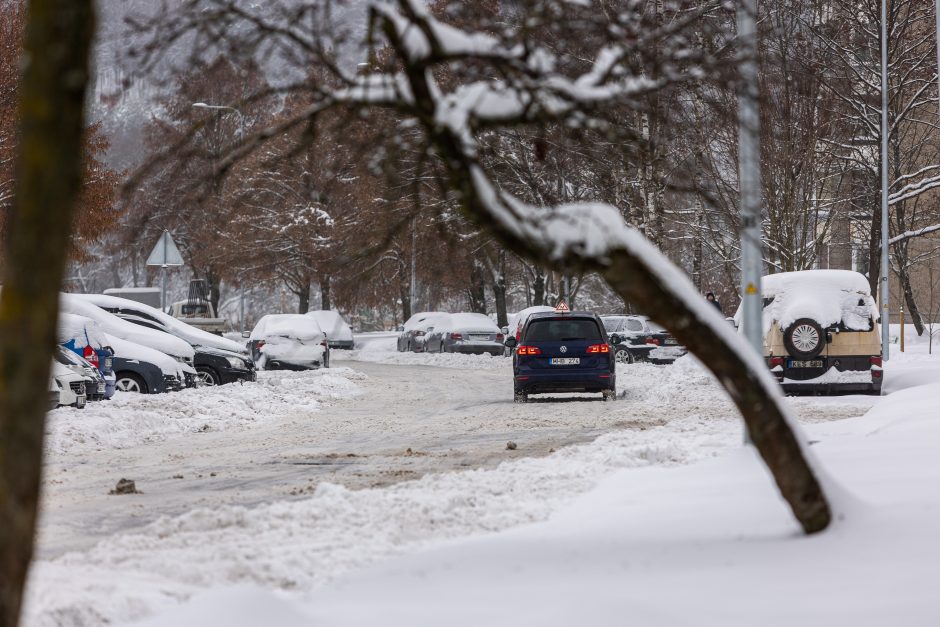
[321,340,328,348]
[870,356,882,367]
[517,345,542,355]
[496,333,504,341]
[257,340,265,349]
[586,344,610,353]
[769,356,784,368]
[83,345,99,367]
[450,333,463,341]
[646,338,661,346]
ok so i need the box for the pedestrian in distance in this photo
[705,291,723,315]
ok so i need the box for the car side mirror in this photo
[609,334,623,345]
[500,326,509,335]
[242,331,250,338]
[504,336,518,348]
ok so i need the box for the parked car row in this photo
[397,312,505,356]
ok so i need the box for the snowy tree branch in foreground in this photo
[350,0,832,533]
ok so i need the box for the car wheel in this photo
[783,318,825,358]
[115,373,147,394]
[614,348,634,364]
[196,367,219,386]
[513,389,528,403]
[602,388,617,401]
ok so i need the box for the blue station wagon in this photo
[505,308,621,402]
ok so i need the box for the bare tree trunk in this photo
[320,275,331,311]
[296,282,310,313]
[0,1,94,625]
[898,263,924,336]
[467,261,487,313]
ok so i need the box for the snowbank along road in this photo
[27,334,879,626]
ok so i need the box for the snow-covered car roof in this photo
[104,333,190,377]
[403,311,452,332]
[60,294,196,361]
[741,270,878,332]
[58,313,109,350]
[439,312,499,332]
[305,310,354,342]
[74,293,245,354]
[251,314,325,342]
[508,306,555,331]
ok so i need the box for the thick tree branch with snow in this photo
[344,0,831,533]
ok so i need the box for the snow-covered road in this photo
[26,337,880,626]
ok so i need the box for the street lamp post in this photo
[192,102,247,333]
[880,0,891,360]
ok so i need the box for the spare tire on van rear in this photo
[783,318,824,359]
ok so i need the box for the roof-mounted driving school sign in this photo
[554,299,571,313]
[146,230,184,267]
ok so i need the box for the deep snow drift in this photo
[130,378,940,627]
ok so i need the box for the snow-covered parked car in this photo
[737,269,883,395]
[424,313,505,356]
[74,294,255,386]
[306,310,355,349]
[106,333,195,393]
[58,313,116,398]
[60,294,196,374]
[248,314,330,370]
[51,360,87,408]
[397,311,451,352]
[600,314,685,364]
[54,345,107,401]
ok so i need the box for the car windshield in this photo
[625,319,645,332]
[601,317,625,333]
[525,318,602,342]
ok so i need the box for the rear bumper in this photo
[514,369,614,393]
[449,344,504,356]
[781,381,881,395]
[266,360,322,371]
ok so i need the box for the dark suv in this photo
[505,311,620,402]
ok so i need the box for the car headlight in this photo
[227,356,247,369]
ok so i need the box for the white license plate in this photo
[665,338,678,345]
[469,334,491,340]
[789,359,823,368]
[76,395,86,409]
[550,357,580,365]
[97,382,105,393]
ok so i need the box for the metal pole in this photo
[881,0,891,360]
[936,0,940,127]
[737,0,763,356]
[240,286,245,334]
[410,218,417,313]
[161,265,167,312]
[737,0,762,445]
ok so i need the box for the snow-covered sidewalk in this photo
[45,368,365,453]
[132,380,940,627]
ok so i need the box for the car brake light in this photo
[496,333,504,341]
[586,344,610,353]
[769,356,784,367]
[870,356,882,367]
[257,340,265,349]
[83,345,99,366]
[517,345,542,355]
[450,333,463,341]
[646,338,661,346]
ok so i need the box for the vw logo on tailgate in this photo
[560,346,568,353]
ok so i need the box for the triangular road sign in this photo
[146,230,184,267]
[554,299,570,313]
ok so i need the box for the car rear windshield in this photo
[525,318,603,342]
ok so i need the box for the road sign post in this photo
[145,230,184,310]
